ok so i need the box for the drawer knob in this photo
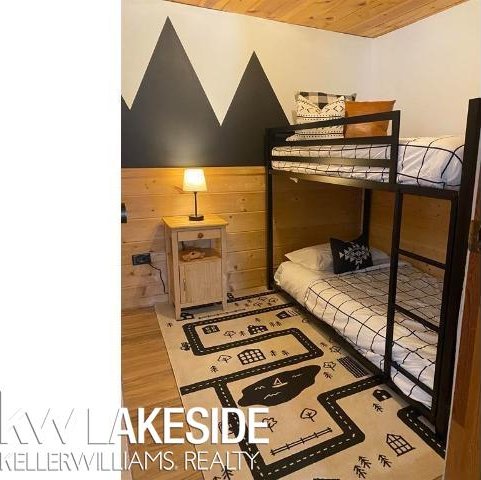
[197,232,204,239]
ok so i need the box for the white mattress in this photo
[272,135,464,189]
[275,261,441,408]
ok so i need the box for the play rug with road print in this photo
[155,291,445,480]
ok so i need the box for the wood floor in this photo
[122,305,445,480]
[122,307,203,480]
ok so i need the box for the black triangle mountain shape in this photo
[220,52,289,166]
[126,17,221,167]
[122,19,289,168]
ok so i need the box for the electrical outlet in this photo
[132,253,152,265]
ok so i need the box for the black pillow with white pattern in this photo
[287,95,345,141]
[330,234,373,274]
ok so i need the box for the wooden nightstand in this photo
[163,214,229,319]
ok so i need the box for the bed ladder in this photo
[383,190,457,401]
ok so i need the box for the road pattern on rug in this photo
[156,292,444,480]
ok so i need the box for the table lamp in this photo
[183,168,207,221]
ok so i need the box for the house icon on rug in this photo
[238,349,266,365]
[202,325,220,334]
[248,324,268,335]
[373,389,392,402]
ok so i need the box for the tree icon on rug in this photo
[300,408,318,422]
[213,466,235,480]
[217,355,232,364]
[353,464,367,478]
[378,454,392,468]
[323,361,336,370]
[358,456,372,469]
[353,456,371,478]
[262,417,277,432]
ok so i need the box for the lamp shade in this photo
[183,168,207,192]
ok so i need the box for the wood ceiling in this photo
[166,0,468,37]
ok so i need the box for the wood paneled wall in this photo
[370,191,451,276]
[122,173,453,309]
[273,177,362,262]
[122,167,265,309]
[121,167,362,310]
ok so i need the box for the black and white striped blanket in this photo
[304,264,442,406]
[272,135,464,189]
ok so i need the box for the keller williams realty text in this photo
[0,450,260,472]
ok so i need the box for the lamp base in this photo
[188,214,204,221]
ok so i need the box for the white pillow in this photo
[285,243,390,272]
[284,244,332,271]
[287,95,345,141]
[371,248,391,265]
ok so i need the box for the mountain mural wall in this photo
[122,18,289,168]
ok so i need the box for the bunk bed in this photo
[265,98,481,441]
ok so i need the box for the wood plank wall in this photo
[273,177,362,262]
[121,167,264,309]
[370,191,451,277]
[122,173,453,310]
[121,167,362,310]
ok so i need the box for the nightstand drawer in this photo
[178,228,221,242]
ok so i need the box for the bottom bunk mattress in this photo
[274,261,442,408]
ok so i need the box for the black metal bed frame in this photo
[265,98,481,441]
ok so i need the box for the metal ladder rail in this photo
[429,196,458,426]
[384,191,447,383]
[384,191,403,380]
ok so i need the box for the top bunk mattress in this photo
[272,135,464,189]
